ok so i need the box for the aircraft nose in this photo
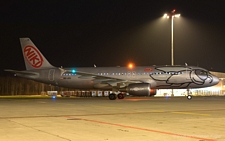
[212,75,220,85]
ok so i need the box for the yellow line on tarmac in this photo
[171,112,211,116]
[151,110,165,112]
[92,105,123,109]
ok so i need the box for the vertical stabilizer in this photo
[20,38,54,70]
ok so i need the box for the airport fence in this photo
[0,76,74,95]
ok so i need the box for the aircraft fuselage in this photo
[16,65,219,90]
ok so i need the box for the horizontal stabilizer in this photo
[4,69,39,76]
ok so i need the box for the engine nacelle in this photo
[149,89,157,96]
[121,83,157,96]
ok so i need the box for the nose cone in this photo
[211,75,220,86]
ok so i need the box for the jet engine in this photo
[120,83,157,96]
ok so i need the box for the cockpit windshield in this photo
[195,69,208,80]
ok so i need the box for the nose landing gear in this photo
[186,89,192,100]
[187,95,192,100]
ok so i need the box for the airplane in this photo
[5,38,220,100]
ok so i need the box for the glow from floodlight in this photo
[175,14,180,18]
[163,12,180,19]
[163,14,167,18]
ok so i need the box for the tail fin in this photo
[20,38,54,70]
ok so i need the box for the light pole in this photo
[163,10,180,97]
[163,9,180,66]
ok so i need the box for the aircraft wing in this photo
[65,70,140,86]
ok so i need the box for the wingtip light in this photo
[72,69,76,73]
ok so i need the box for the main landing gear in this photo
[109,93,117,100]
[108,93,125,100]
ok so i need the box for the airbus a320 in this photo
[5,38,220,100]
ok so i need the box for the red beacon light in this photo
[128,63,134,69]
[172,9,176,13]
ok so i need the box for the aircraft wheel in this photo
[187,95,192,100]
[117,93,124,99]
[109,93,117,100]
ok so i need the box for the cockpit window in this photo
[196,70,208,75]
[195,69,208,80]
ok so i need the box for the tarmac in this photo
[0,96,225,141]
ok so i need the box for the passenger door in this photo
[48,69,55,81]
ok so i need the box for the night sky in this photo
[1,0,225,76]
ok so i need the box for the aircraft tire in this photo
[109,93,117,100]
[187,95,192,100]
[117,93,124,99]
